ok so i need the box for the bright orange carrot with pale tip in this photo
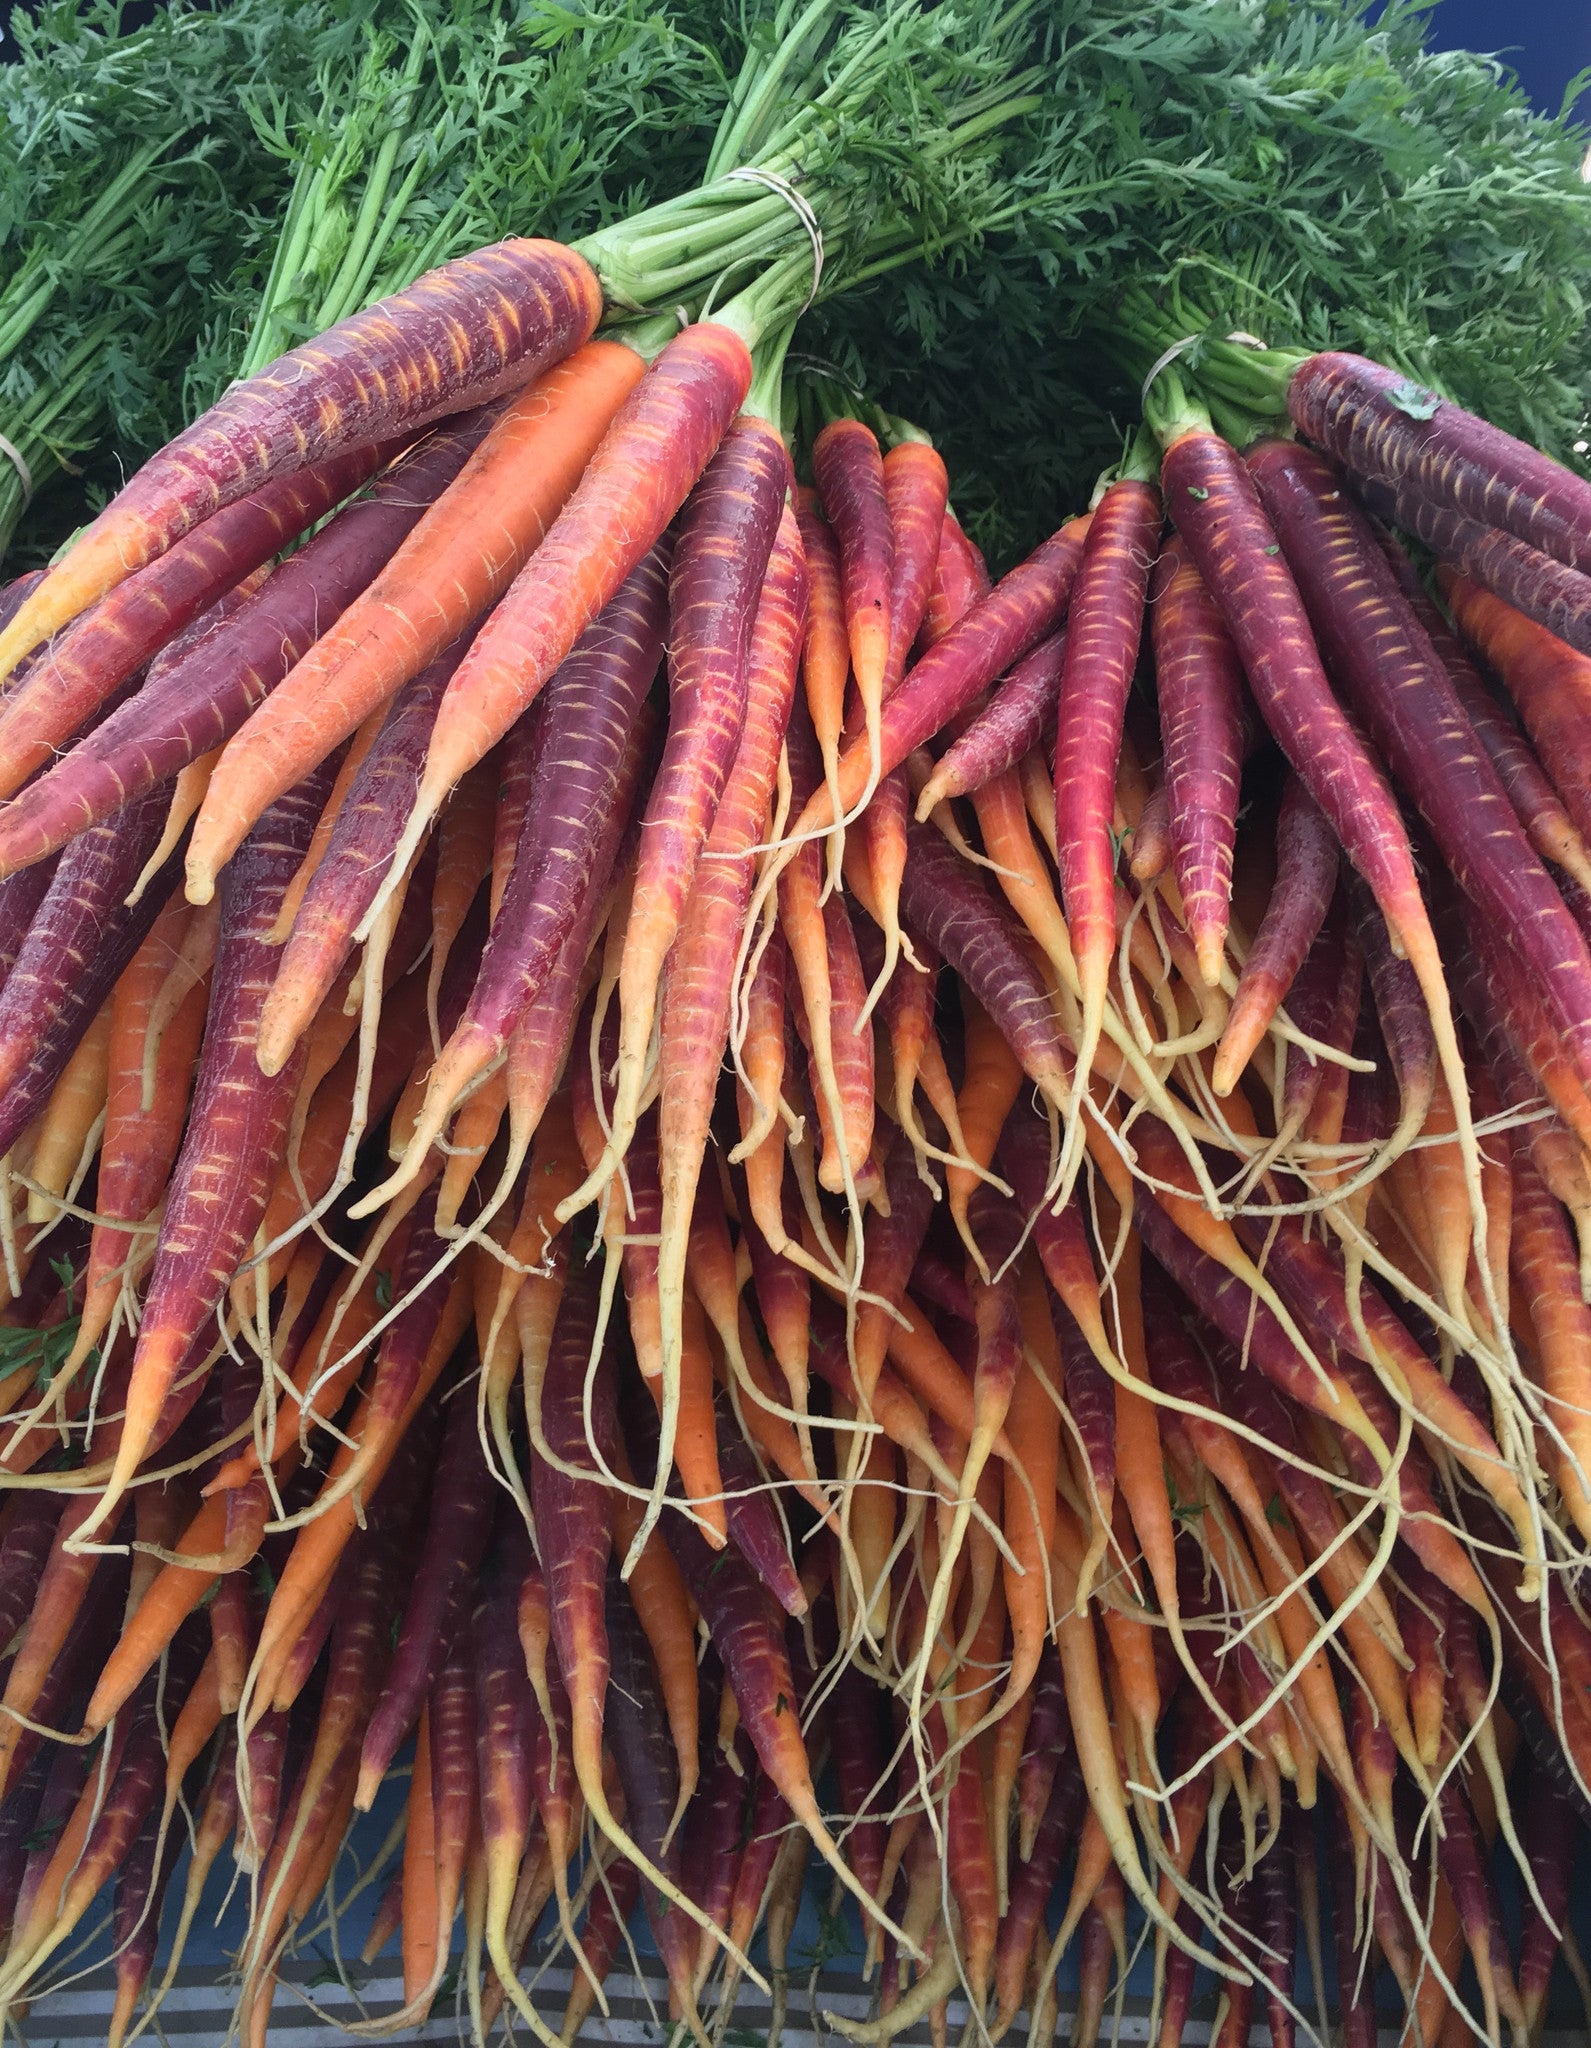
[0,238,602,680]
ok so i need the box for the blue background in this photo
[1373,0,1591,114]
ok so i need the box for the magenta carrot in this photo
[569,410,789,1212]
[0,238,601,673]
[0,445,386,801]
[1053,440,1163,1092]
[373,543,672,1195]
[1285,348,1591,575]
[1151,529,1252,984]
[85,756,337,1534]
[916,627,1067,811]
[654,509,805,1402]
[387,321,754,903]
[0,415,492,880]
[1249,435,1591,1087]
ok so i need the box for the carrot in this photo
[561,1856,641,2043]
[0,418,491,880]
[1251,436,1591,1092]
[916,626,1068,813]
[0,238,602,676]
[945,993,1024,1277]
[380,546,672,1205]
[1286,348,1591,575]
[791,519,1086,847]
[1053,442,1162,1107]
[82,755,337,1536]
[793,487,850,882]
[382,321,753,921]
[0,782,179,1163]
[814,414,892,758]
[1215,773,1337,1093]
[0,445,385,802]
[608,1433,701,1840]
[1509,1133,1591,1544]
[1150,529,1254,983]
[24,994,111,1224]
[567,411,789,1217]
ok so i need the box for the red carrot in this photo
[1151,529,1253,983]
[570,411,789,1212]
[0,238,602,673]
[917,626,1068,813]
[813,416,893,744]
[1053,445,1162,1093]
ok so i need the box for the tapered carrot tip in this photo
[1194,925,1228,991]
[1211,980,1280,1095]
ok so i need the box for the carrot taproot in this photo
[0,239,602,676]
[24,994,112,1224]
[945,993,1025,1278]
[1053,447,1162,1106]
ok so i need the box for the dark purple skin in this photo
[1250,1809,1297,2047]
[1154,1902,1202,2048]
[1345,869,1436,1119]
[3,1513,131,1797]
[601,1564,694,1997]
[0,414,494,873]
[1518,1759,1582,2028]
[0,854,56,996]
[471,1539,540,1886]
[238,1707,290,1869]
[1252,436,1591,1073]
[858,1123,938,1319]
[1226,771,1338,1046]
[995,1751,1084,2021]
[273,633,472,1005]
[1054,1288,1115,1515]
[830,1665,888,1901]
[1324,1785,1380,2048]
[462,541,670,1057]
[899,819,1070,1095]
[996,1106,1101,1307]
[356,1374,497,1794]
[928,626,1067,800]
[715,1406,805,1618]
[12,1737,91,1939]
[0,782,177,1158]
[682,1718,753,1939]
[111,1793,183,2021]
[1287,348,1591,577]
[1014,1639,1071,1852]
[0,1494,62,1656]
[0,1746,50,1937]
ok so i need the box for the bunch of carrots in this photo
[0,12,1589,2042]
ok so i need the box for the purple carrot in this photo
[916,626,1067,808]
[601,1565,699,2021]
[1055,1290,1115,1536]
[0,414,492,878]
[1344,870,1437,1154]
[899,820,1071,1110]
[0,855,56,994]
[108,1801,182,2047]
[830,1665,888,1903]
[1214,771,1337,1093]
[0,1747,50,1939]
[0,238,602,674]
[354,1378,497,1807]
[682,1711,753,1970]
[594,417,792,1194]
[1014,1639,1071,1859]
[1519,1759,1582,2038]
[909,1247,974,1326]
[716,1407,806,1618]
[1276,892,1354,1134]
[385,546,671,1188]
[852,1123,940,1397]
[1286,349,1591,574]
[1151,529,1255,984]
[91,756,339,1525]
[0,1494,62,1656]
[0,444,389,801]
[1250,435,1591,1081]
[994,1751,1086,2029]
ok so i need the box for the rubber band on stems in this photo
[724,165,824,310]
[1140,329,1269,407]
